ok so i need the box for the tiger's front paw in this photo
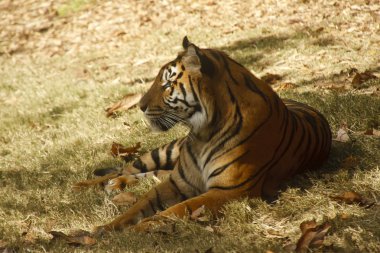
[92,223,123,237]
[105,176,138,193]
[72,172,119,191]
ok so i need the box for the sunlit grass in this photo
[57,0,96,17]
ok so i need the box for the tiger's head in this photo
[139,36,217,133]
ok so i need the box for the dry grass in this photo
[0,0,380,252]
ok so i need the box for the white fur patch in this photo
[162,65,179,85]
[188,110,206,132]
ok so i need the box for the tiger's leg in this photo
[133,189,245,232]
[94,170,201,232]
[73,139,184,189]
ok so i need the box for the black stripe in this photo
[243,73,269,103]
[210,94,273,164]
[221,55,239,85]
[188,76,200,102]
[165,140,177,170]
[210,108,289,190]
[154,188,165,211]
[292,112,306,156]
[177,72,183,79]
[208,49,222,62]
[226,83,236,103]
[204,101,243,167]
[179,82,187,100]
[186,142,200,171]
[169,86,174,96]
[167,97,192,107]
[169,175,188,201]
[207,150,248,180]
[178,158,202,194]
[132,158,148,173]
[148,200,156,213]
[151,149,160,169]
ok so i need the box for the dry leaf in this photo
[50,230,96,246]
[340,155,359,169]
[112,192,137,205]
[105,93,142,118]
[299,220,317,234]
[0,240,10,250]
[261,73,282,85]
[276,82,297,91]
[295,221,331,253]
[334,127,350,142]
[111,142,141,158]
[204,226,214,232]
[364,128,380,137]
[330,191,375,208]
[352,70,378,89]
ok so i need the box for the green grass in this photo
[1,1,380,252]
[57,0,96,17]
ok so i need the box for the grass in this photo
[57,0,96,17]
[1,0,380,252]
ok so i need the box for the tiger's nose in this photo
[139,103,148,112]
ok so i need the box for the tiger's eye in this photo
[163,82,171,89]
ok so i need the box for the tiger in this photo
[75,36,332,233]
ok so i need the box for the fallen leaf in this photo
[261,73,282,85]
[105,93,142,118]
[352,70,378,89]
[334,127,350,142]
[340,213,350,219]
[275,82,297,91]
[363,128,380,137]
[340,155,359,169]
[295,221,331,253]
[299,220,317,234]
[112,192,137,205]
[330,191,375,208]
[204,226,214,232]
[111,142,141,159]
[50,229,96,246]
[0,240,9,250]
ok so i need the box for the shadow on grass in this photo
[215,28,337,72]
[217,34,290,71]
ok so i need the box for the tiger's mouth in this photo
[145,114,180,132]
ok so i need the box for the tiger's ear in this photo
[182,36,191,49]
[182,44,201,74]
[182,37,215,77]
